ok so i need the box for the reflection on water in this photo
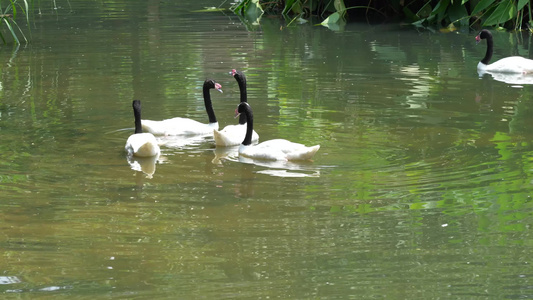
[0,276,21,285]
[0,1,533,299]
[237,155,321,177]
[158,134,212,150]
[212,145,239,165]
[127,154,160,178]
[212,145,322,177]
[478,69,533,86]
[255,169,320,177]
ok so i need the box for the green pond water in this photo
[0,1,532,298]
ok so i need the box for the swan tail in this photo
[288,145,320,161]
[213,129,239,146]
[135,142,160,157]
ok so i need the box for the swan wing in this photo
[239,139,319,161]
[142,118,218,136]
[482,56,533,74]
[214,123,259,146]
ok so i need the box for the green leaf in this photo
[427,0,450,23]
[517,0,528,11]
[319,11,346,31]
[321,11,340,25]
[3,18,19,44]
[472,0,496,15]
[334,0,346,14]
[415,1,432,18]
[11,0,16,19]
[231,0,264,26]
[10,19,27,43]
[244,0,264,24]
[23,0,30,25]
[404,7,420,23]
[431,0,450,16]
[483,1,516,26]
[282,0,297,16]
[448,1,469,26]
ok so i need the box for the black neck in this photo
[203,84,217,124]
[242,105,253,146]
[236,73,247,124]
[482,35,493,65]
[133,101,143,134]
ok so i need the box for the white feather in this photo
[143,119,218,136]
[126,100,161,158]
[236,102,319,161]
[239,139,320,161]
[125,133,160,157]
[214,124,258,146]
[141,79,222,136]
[478,57,533,74]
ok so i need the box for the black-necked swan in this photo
[141,79,222,135]
[476,29,533,74]
[125,100,161,157]
[213,69,259,146]
[235,102,320,161]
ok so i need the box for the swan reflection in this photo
[127,154,160,178]
[213,145,320,177]
[478,70,533,86]
[238,156,320,177]
[157,134,211,149]
[212,145,239,165]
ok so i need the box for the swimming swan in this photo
[476,29,533,74]
[235,102,320,161]
[141,79,222,136]
[213,69,259,146]
[125,100,161,157]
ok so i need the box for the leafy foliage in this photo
[399,0,533,30]
[228,0,533,31]
[0,0,30,44]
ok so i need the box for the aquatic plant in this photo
[410,0,532,31]
[0,0,30,44]
[228,0,533,31]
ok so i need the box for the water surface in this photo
[0,1,532,298]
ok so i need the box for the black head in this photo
[235,101,252,117]
[133,99,141,110]
[204,79,223,93]
[232,69,246,83]
[476,29,492,43]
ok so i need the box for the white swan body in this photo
[477,57,533,74]
[213,69,259,146]
[476,29,533,74]
[214,123,258,146]
[125,100,161,157]
[143,118,218,136]
[142,79,222,136]
[125,133,160,157]
[239,139,320,161]
[236,102,319,161]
